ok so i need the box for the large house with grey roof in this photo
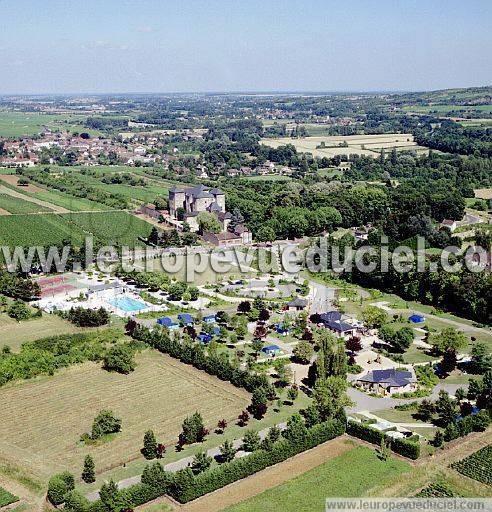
[356,368,416,396]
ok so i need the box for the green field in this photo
[0,486,18,507]
[0,314,86,352]
[225,446,411,512]
[0,111,104,138]
[0,193,52,214]
[0,211,153,248]
[60,211,153,246]
[0,213,86,247]
[0,177,112,212]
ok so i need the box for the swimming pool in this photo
[108,296,148,313]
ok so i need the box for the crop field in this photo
[0,193,52,214]
[0,211,153,248]
[0,350,250,480]
[0,486,18,507]
[261,134,428,158]
[451,445,492,485]
[224,446,411,512]
[0,111,104,137]
[60,211,152,246]
[0,213,86,247]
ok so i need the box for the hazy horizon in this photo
[1,0,491,95]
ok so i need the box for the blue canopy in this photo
[409,314,425,323]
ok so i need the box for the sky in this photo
[1,0,491,94]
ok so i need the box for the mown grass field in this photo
[0,314,86,352]
[261,134,427,158]
[0,350,250,481]
[0,193,52,214]
[0,211,153,248]
[224,446,411,512]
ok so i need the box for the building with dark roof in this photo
[287,297,308,311]
[356,368,416,396]
[318,311,356,338]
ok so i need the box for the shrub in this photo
[103,344,136,374]
[90,410,121,440]
[47,471,75,506]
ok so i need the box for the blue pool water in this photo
[108,296,147,312]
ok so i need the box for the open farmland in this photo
[261,134,428,158]
[0,211,153,248]
[0,193,53,214]
[0,350,250,480]
[451,445,492,485]
[0,111,104,138]
[0,174,113,212]
[0,213,86,247]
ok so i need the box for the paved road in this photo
[87,422,287,502]
[347,383,466,413]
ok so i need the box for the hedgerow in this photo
[346,420,421,459]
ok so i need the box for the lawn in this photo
[0,313,86,352]
[0,193,53,214]
[0,486,18,507]
[0,349,250,481]
[224,446,411,512]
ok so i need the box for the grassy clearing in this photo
[0,314,86,352]
[0,193,52,214]
[224,446,411,512]
[0,349,250,481]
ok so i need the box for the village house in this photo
[356,368,417,396]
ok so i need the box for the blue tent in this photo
[409,314,425,323]
[157,317,179,330]
[197,333,212,343]
[178,313,194,325]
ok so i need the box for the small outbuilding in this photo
[262,344,281,356]
[287,297,308,312]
